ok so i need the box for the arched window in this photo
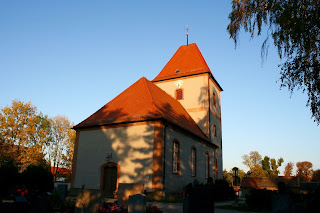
[205,152,210,179]
[191,147,197,177]
[172,140,180,174]
[213,92,216,107]
[213,125,217,137]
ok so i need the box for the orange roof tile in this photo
[241,177,300,189]
[152,43,216,84]
[74,77,211,142]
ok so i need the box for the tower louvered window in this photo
[176,89,183,100]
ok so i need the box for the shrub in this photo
[22,165,54,193]
[97,202,126,213]
[146,204,162,213]
[246,188,274,211]
[0,161,20,198]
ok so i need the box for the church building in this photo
[71,43,223,199]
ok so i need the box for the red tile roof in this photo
[241,177,300,189]
[51,167,71,176]
[152,43,222,90]
[74,77,211,142]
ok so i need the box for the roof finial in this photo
[185,25,189,45]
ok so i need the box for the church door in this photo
[101,163,119,197]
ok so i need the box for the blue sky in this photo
[1,1,319,174]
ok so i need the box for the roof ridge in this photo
[142,78,166,117]
[194,43,210,71]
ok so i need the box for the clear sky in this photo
[1,1,319,175]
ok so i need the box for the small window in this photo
[214,125,217,137]
[176,89,183,100]
[172,140,180,174]
[191,147,196,177]
[213,92,216,107]
[205,153,210,179]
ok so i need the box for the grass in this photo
[216,203,271,213]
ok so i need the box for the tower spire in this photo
[185,25,189,45]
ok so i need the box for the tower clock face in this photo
[175,80,184,88]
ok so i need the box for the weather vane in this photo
[185,25,189,45]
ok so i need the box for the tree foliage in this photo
[249,164,266,177]
[312,169,320,181]
[228,0,320,124]
[49,115,75,180]
[0,100,51,169]
[296,161,313,181]
[242,151,262,170]
[0,100,75,176]
[223,168,246,185]
[284,162,294,177]
[242,151,285,177]
[261,156,283,177]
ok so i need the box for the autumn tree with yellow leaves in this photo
[0,100,75,177]
[0,100,50,169]
[49,115,75,180]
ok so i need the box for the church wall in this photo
[163,127,216,194]
[154,74,210,136]
[74,124,155,191]
[209,78,223,179]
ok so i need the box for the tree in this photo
[284,162,294,177]
[261,156,283,177]
[249,164,266,177]
[227,0,320,124]
[296,161,313,182]
[223,169,233,185]
[49,115,75,180]
[223,168,246,185]
[242,151,262,170]
[312,169,320,181]
[0,100,51,169]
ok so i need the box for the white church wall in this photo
[164,127,216,193]
[209,77,223,179]
[209,77,222,118]
[155,74,210,137]
[74,124,155,191]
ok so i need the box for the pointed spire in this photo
[152,43,211,82]
[185,25,189,45]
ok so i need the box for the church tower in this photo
[152,43,223,178]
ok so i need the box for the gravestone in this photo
[117,183,144,207]
[57,184,68,200]
[128,194,146,213]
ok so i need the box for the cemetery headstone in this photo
[57,184,68,200]
[117,183,144,207]
[128,194,146,213]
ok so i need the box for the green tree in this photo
[296,161,313,182]
[227,0,320,124]
[284,162,294,177]
[223,168,246,185]
[223,169,233,185]
[261,156,283,177]
[249,164,266,177]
